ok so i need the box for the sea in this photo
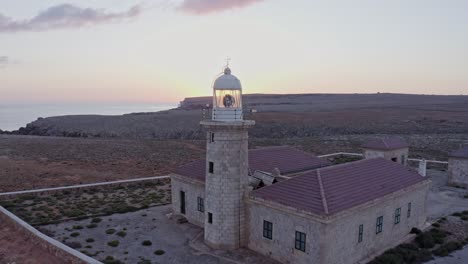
[0,103,177,131]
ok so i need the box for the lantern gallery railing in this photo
[212,108,243,121]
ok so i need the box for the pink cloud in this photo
[0,4,142,33]
[179,0,264,14]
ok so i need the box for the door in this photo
[180,191,186,214]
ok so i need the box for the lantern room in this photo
[212,66,243,121]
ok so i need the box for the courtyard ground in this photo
[426,169,468,221]
[41,205,278,264]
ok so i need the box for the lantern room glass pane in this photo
[214,89,242,109]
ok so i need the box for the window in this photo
[263,220,273,240]
[197,197,204,212]
[295,231,306,252]
[376,216,383,234]
[358,224,363,243]
[395,208,401,224]
[209,162,214,173]
[210,132,214,143]
[208,212,213,224]
[179,191,186,214]
[391,157,397,162]
[407,202,412,218]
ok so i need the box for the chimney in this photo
[418,159,427,177]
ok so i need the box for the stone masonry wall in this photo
[246,180,429,264]
[448,158,468,187]
[246,201,326,264]
[170,174,205,227]
[203,122,251,249]
[323,181,430,264]
[364,148,409,166]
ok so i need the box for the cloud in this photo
[178,0,263,14]
[0,4,142,33]
[0,56,8,68]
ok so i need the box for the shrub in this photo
[429,228,447,245]
[86,238,95,243]
[70,232,80,237]
[452,212,462,217]
[73,225,83,230]
[91,217,102,223]
[463,210,468,215]
[85,245,92,249]
[415,233,435,249]
[102,256,124,264]
[64,209,85,218]
[107,240,120,247]
[106,228,116,235]
[116,231,127,237]
[142,240,152,246]
[369,253,403,264]
[65,241,82,249]
[86,224,98,229]
[410,228,422,235]
[461,216,468,221]
[433,242,462,257]
[154,249,165,255]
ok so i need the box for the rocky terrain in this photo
[1,93,467,192]
[4,93,468,139]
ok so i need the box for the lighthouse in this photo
[200,65,255,249]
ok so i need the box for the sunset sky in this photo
[1,0,467,104]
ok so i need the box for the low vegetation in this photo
[369,214,468,264]
[0,180,170,226]
[154,249,165,255]
[107,240,119,247]
[142,240,152,246]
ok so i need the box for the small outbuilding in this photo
[362,138,409,166]
[448,146,468,187]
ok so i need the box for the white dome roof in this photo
[213,67,242,90]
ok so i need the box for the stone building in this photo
[448,146,468,187]
[362,138,409,166]
[170,66,430,264]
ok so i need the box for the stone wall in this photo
[323,181,430,264]
[0,206,101,264]
[364,148,409,166]
[170,174,205,227]
[0,176,169,201]
[448,158,468,187]
[246,201,326,264]
[201,120,254,249]
[246,180,430,264]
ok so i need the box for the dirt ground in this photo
[0,135,204,192]
[0,222,64,264]
[2,133,467,193]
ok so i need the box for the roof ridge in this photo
[317,169,329,215]
[250,145,290,151]
[319,157,371,172]
[382,138,389,149]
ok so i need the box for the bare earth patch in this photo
[0,222,64,264]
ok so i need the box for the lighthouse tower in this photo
[201,65,255,249]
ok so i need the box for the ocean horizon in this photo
[0,103,177,131]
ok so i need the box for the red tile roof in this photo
[362,138,409,150]
[252,158,426,216]
[449,146,468,159]
[174,146,330,182]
